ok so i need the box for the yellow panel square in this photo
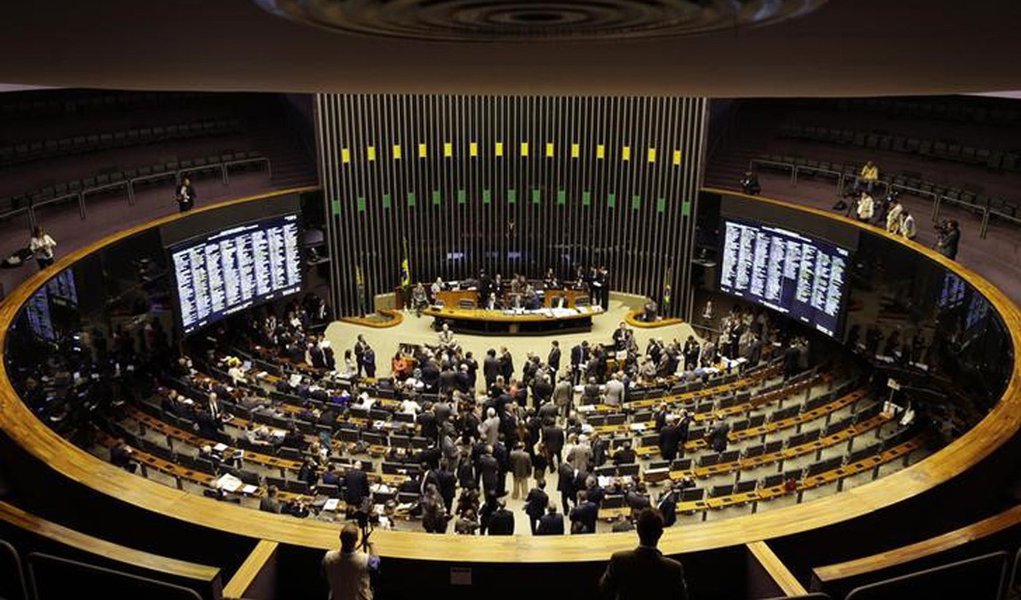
[341,148,350,163]
[495,142,504,157]
[470,141,478,157]
[393,144,402,159]
[521,142,529,157]
[596,144,605,159]
[647,148,656,163]
[418,143,427,158]
[673,149,682,165]
[571,143,580,159]
[622,146,631,161]
[545,142,554,157]
[367,146,376,161]
[443,142,453,157]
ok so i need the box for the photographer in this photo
[935,219,960,260]
[323,523,380,600]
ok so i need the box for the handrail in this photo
[26,553,206,600]
[748,540,808,597]
[222,540,278,600]
[6,156,274,231]
[0,187,1017,565]
[0,500,221,585]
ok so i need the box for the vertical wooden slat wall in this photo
[314,95,707,319]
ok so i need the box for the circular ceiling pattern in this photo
[253,0,829,43]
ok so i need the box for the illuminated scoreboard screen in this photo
[718,218,851,337]
[171,214,302,335]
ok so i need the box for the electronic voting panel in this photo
[718,218,851,337]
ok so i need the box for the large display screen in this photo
[170,214,302,335]
[719,218,851,337]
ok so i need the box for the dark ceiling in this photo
[2,0,1020,97]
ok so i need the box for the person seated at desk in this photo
[430,277,444,301]
[321,463,343,486]
[259,486,283,514]
[400,396,421,415]
[455,508,480,535]
[484,292,500,310]
[543,268,560,290]
[245,423,279,447]
[109,438,135,472]
[524,285,541,310]
[613,441,637,465]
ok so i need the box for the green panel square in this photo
[432,190,441,205]
[557,190,567,205]
[356,196,366,212]
[631,195,641,210]
[407,192,417,207]
[532,189,541,204]
[681,198,692,217]
[582,191,591,207]
[482,189,492,204]
[508,188,517,204]
[330,198,341,216]
[457,189,467,205]
[656,197,666,213]
[382,193,392,209]
[607,192,616,208]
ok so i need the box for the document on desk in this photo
[323,498,340,512]
[242,484,258,495]
[213,442,228,453]
[215,474,242,493]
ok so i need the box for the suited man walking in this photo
[524,479,550,534]
[599,508,689,599]
[343,461,371,508]
[547,341,562,375]
[483,349,501,391]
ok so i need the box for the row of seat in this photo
[0,118,243,166]
[813,97,1021,127]
[0,150,267,215]
[0,91,223,120]
[755,153,1021,220]
[779,123,1021,175]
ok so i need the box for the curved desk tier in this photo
[423,305,604,335]
[0,187,1019,565]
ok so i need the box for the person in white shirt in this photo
[323,524,379,600]
[400,398,421,415]
[29,226,57,270]
[856,192,875,222]
[900,210,917,240]
[885,199,904,233]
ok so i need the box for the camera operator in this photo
[323,523,380,600]
[935,219,960,260]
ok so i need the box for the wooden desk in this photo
[423,305,604,335]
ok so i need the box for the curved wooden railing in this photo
[624,308,685,328]
[338,309,405,328]
[0,187,1018,565]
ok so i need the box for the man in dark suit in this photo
[524,479,550,534]
[488,500,515,535]
[599,508,688,599]
[536,505,565,535]
[343,462,371,508]
[570,341,590,386]
[557,461,576,514]
[658,415,683,462]
[569,490,599,534]
[259,485,283,513]
[477,445,500,499]
[542,418,565,472]
[708,420,730,454]
[657,484,678,528]
[547,341,562,375]
[483,349,501,391]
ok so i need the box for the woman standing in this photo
[29,226,56,270]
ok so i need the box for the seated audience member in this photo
[455,508,480,535]
[599,508,689,599]
[900,209,917,239]
[109,438,135,472]
[856,192,875,222]
[855,160,879,194]
[613,441,637,466]
[739,171,761,195]
[260,486,284,514]
[323,523,380,600]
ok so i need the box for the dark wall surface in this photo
[316,95,708,317]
